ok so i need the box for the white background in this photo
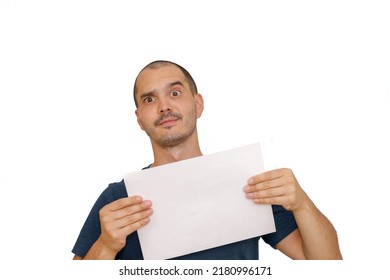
[1,0,389,279]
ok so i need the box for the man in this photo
[72,60,342,260]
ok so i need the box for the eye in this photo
[143,96,155,103]
[170,90,181,98]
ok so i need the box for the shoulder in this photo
[99,180,128,204]
[71,180,128,258]
[90,180,128,211]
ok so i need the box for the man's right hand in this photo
[96,195,153,257]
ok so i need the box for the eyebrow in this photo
[139,81,185,100]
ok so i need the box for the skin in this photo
[244,168,342,259]
[74,64,342,260]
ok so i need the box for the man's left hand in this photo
[244,168,308,211]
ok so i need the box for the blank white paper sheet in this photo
[124,143,276,259]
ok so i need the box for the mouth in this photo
[158,117,179,127]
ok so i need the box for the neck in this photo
[150,131,202,167]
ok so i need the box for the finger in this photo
[244,177,285,193]
[245,185,287,199]
[248,169,287,185]
[117,216,152,237]
[115,207,154,229]
[106,196,144,211]
[111,200,153,220]
[253,195,287,206]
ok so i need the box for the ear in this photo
[195,93,204,118]
[135,110,145,131]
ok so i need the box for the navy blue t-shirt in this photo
[72,180,297,260]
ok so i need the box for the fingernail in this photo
[143,200,152,206]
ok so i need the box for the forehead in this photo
[136,65,188,94]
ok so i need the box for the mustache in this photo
[154,112,183,126]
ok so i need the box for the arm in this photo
[244,168,342,260]
[290,194,341,259]
[73,196,153,260]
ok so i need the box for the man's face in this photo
[135,65,203,148]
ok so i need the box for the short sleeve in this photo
[71,181,127,258]
[261,205,298,248]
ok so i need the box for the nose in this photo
[158,98,171,114]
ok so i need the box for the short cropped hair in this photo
[133,60,198,108]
